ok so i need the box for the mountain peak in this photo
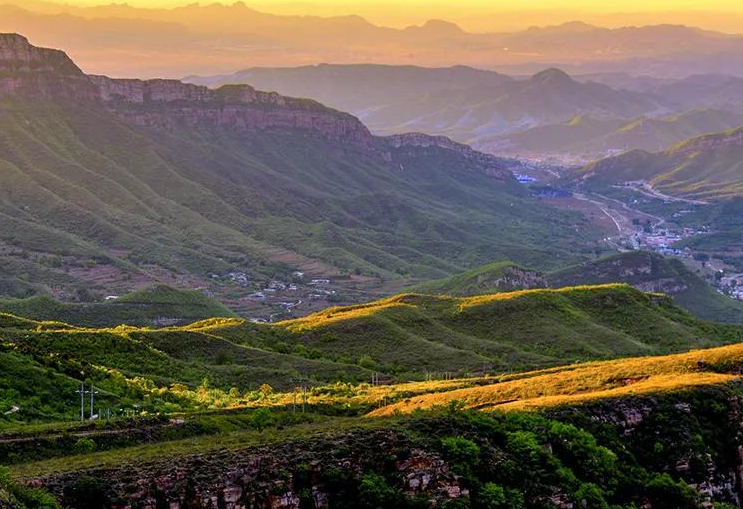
[0,33,83,75]
[529,68,574,86]
[407,19,465,35]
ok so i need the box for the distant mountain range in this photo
[187,64,743,159]
[482,109,743,160]
[186,65,669,144]
[3,2,743,77]
[0,33,594,300]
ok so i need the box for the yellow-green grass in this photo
[9,416,398,480]
[368,341,743,416]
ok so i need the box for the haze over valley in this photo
[3,3,743,509]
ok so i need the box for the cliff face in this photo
[90,76,380,151]
[0,33,96,99]
[0,34,517,168]
[27,385,743,509]
[36,430,468,509]
[0,34,378,152]
[382,132,513,180]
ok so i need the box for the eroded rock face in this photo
[0,34,517,176]
[383,132,513,180]
[0,33,96,99]
[89,76,380,151]
[37,431,467,509]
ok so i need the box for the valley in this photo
[3,4,743,508]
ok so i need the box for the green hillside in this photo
[1,284,739,425]
[578,126,743,200]
[0,285,235,327]
[549,251,743,324]
[0,42,597,300]
[485,108,743,158]
[409,261,547,295]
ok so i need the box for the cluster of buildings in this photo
[719,273,743,300]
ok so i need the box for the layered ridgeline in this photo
[550,251,743,324]
[0,285,236,328]
[0,34,593,299]
[406,252,743,324]
[578,126,743,200]
[3,289,743,509]
[482,108,743,160]
[186,65,665,144]
[1,284,740,424]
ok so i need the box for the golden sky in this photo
[14,0,743,32]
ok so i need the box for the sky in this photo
[7,0,743,36]
[29,0,743,33]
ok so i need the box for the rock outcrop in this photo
[0,33,97,99]
[0,34,514,169]
[36,430,467,509]
[383,132,513,179]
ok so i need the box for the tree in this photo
[249,408,274,432]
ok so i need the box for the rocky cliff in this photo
[383,132,513,179]
[25,384,743,509]
[0,33,521,171]
[0,33,96,99]
[34,430,468,509]
[90,76,380,151]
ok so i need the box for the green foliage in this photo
[249,408,274,432]
[0,467,60,509]
[550,251,743,324]
[644,473,700,509]
[0,286,236,328]
[440,436,480,476]
[357,473,403,509]
[72,438,97,455]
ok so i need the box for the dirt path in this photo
[615,184,709,206]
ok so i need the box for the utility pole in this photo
[76,382,85,421]
[89,386,99,420]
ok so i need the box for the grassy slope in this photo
[408,261,546,296]
[1,284,739,424]
[370,339,743,416]
[490,108,743,156]
[549,251,743,324]
[0,98,592,298]
[0,285,236,327]
[244,284,737,373]
[578,126,743,200]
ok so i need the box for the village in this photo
[209,269,395,322]
[629,218,743,300]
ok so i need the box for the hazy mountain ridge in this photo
[0,34,590,301]
[4,2,743,77]
[188,64,669,144]
[483,108,743,159]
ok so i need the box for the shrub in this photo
[357,473,401,509]
[249,408,274,432]
[440,436,480,476]
[73,437,97,455]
